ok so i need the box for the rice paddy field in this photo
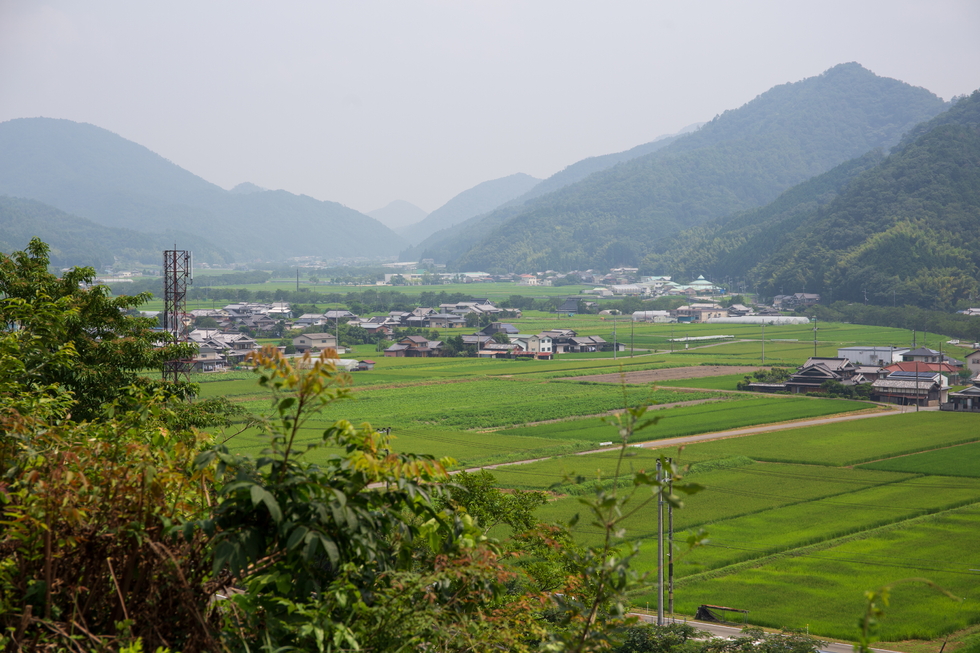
[193,316,980,644]
[486,411,980,643]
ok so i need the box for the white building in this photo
[837,346,909,367]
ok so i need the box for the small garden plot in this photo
[856,441,980,477]
[664,506,980,641]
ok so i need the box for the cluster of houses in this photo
[630,301,789,324]
[381,323,615,359]
[745,344,980,412]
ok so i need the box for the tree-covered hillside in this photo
[0,118,405,261]
[446,63,947,272]
[741,91,980,310]
[0,196,231,269]
[646,90,980,312]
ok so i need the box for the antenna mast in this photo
[162,248,193,383]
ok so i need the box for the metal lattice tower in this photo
[162,248,193,383]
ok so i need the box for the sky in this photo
[2,1,979,216]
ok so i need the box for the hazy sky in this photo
[2,1,979,215]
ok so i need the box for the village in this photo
[180,289,980,413]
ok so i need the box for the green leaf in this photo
[286,525,309,550]
[250,485,283,523]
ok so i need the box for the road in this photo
[629,613,900,653]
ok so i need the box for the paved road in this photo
[629,614,899,653]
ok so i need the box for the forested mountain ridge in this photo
[400,172,540,246]
[0,118,405,261]
[648,90,980,311]
[404,126,695,263]
[445,63,948,272]
[0,195,231,269]
[643,150,887,281]
[745,91,980,310]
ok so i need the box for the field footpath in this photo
[468,404,901,473]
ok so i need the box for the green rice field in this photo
[485,408,980,642]
[856,441,980,477]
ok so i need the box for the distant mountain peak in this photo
[367,200,429,230]
[229,182,267,194]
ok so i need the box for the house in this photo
[901,347,944,364]
[557,298,580,315]
[964,349,980,378]
[324,310,358,320]
[478,322,520,337]
[383,336,443,357]
[727,304,753,317]
[774,293,821,310]
[872,370,948,407]
[673,304,727,323]
[295,313,326,328]
[883,361,961,377]
[517,274,539,286]
[942,379,980,412]
[191,345,223,372]
[783,358,858,394]
[568,336,607,353]
[632,310,674,323]
[511,333,554,356]
[425,313,466,329]
[293,332,337,353]
[357,360,376,371]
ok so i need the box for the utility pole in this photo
[813,316,818,357]
[916,359,920,413]
[667,458,674,616]
[613,318,618,360]
[656,459,664,625]
[761,322,766,365]
[631,318,634,358]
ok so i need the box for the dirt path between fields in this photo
[467,405,901,473]
[566,365,761,384]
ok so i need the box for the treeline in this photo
[807,302,980,345]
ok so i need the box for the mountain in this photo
[443,63,948,272]
[683,90,980,311]
[229,182,267,195]
[399,173,541,246]
[0,195,231,270]
[368,200,428,231]
[404,126,697,263]
[0,118,406,261]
